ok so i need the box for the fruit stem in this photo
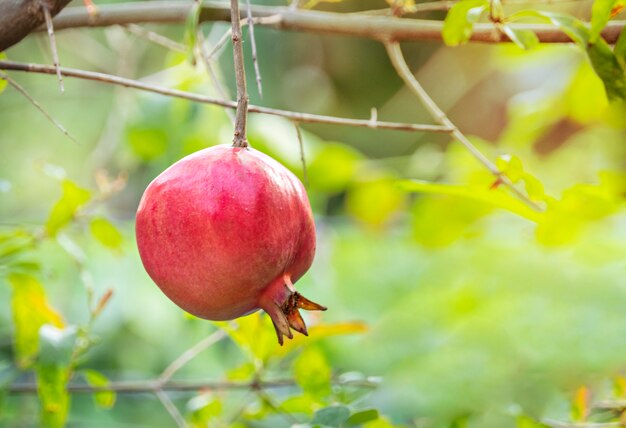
[230,0,249,149]
[259,274,327,346]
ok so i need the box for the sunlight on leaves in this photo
[8,273,64,368]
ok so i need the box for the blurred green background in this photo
[2,0,626,427]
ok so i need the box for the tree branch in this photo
[384,41,542,212]
[230,0,249,148]
[7,377,379,394]
[0,60,451,134]
[46,1,626,44]
[0,0,72,52]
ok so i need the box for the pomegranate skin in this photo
[135,145,323,339]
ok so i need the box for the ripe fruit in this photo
[135,145,325,344]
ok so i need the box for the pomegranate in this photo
[135,145,325,345]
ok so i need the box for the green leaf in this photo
[81,370,116,409]
[294,347,332,400]
[586,38,626,101]
[308,144,362,193]
[126,128,168,161]
[591,0,624,41]
[36,364,70,428]
[346,409,380,426]
[502,25,539,50]
[187,394,222,427]
[8,273,64,368]
[90,217,123,251]
[442,0,488,46]
[398,180,542,222]
[540,12,590,46]
[45,179,91,237]
[615,26,626,68]
[312,405,351,427]
[346,179,406,228]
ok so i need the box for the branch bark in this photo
[46,1,626,44]
[0,0,72,52]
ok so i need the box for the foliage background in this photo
[1,0,626,427]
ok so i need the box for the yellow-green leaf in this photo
[45,180,91,237]
[8,273,64,368]
[443,0,488,46]
[398,180,542,223]
[502,25,539,50]
[82,369,116,409]
[293,347,332,400]
[346,179,406,228]
[591,0,624,41]
[90,217,123,251]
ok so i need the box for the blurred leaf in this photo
[346,180,405,227]
[294,347,332,401]
[615,27,626,67]
[398,180,542,222]
[216,312,277,363]
[346,409,379,426]
[8,273,64,368]
[571,386,590,422]
[591,0,624,41]
[187,394,222,427]
[281,394,317,415]
[586,38,626,101]
[496,154,524,183]
[516,415,551,427]
[0,53,6,94]
[304,0,345,8]
[90,217,123,252]
[227,362,256,380]
[613,375,626,398]
[522,173,546,202]
[278,322,368,355]
[0,229,36,273]
[565,62,609,123]
[81,369,116,409]
[312,405,350,426]
[308,144,362,193]
[36,325,77,428]
[126,128,168,161]
[442,0,488,46]
[45,179,91,237]
[363,417,396,428]
[502,26,539,50]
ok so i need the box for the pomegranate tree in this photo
[135,145,325,345]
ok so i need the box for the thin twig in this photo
[155,389,188,428]
[0,71,77,143]
[383,41,542,212]
[7,378,379,394]
[230,0,249,148]
[0,60,451,134]
[246,0,263,98]
[159,330,227,384]
[124,24,187,52]
[293,122,309,188]
[46,1,626,44]
[41,2,64,92]
[206,27,233,60]
[254,388,300,424]
[196,30,236,124]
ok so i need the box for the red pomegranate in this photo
[135,145,325,344]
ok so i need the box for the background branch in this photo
[45,1,626,44]
[0,60,451,134]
